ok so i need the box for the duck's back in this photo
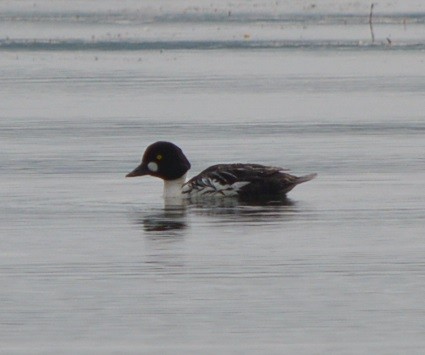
[182,163,316,199]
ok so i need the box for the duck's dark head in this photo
[126,141,191,181]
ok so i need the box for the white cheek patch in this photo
[147,161,158,172]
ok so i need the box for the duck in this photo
[126,141,317,200]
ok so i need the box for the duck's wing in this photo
[227,164,316,197]
[182,163,312,197]
[182,164,252,196]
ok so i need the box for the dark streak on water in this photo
[2,40,425,51]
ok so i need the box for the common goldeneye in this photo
[126,141,317,200]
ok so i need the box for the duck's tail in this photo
[295,173,318,184]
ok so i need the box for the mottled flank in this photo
[182,164,317,199]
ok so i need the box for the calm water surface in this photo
[1,1,425,354]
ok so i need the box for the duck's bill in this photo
[126,163,149,177]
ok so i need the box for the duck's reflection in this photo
[186,195,297,221]
[189,195,295,209]
[130,195,299,236]
[131,203,188,235]
[143,217,186,233]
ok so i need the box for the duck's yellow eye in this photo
[156,154,163,161]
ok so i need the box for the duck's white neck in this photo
[163,174,187,199]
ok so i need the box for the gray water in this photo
[1,1,425,354]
